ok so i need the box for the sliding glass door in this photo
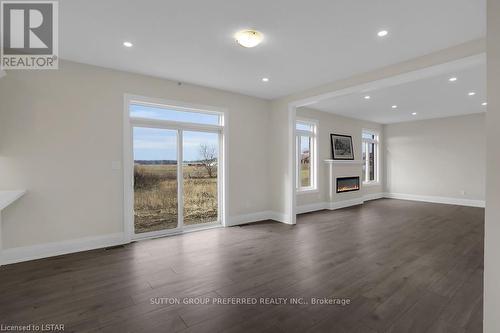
[183,131,219,226]
[132,127,221,236]
[128,98,224,238]
[133,127,179,234]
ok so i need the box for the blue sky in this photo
[133,125,219,162]
[133,127,219,161]
[131,104,220,161]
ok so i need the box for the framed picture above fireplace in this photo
[331,134,354,160]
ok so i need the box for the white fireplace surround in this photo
[324,159,364,203]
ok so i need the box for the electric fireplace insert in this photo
[336,176,360,193]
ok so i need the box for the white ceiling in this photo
[60,0,485,99]
[308,62,486,124]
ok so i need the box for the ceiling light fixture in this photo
[392,105,398,109]
[412,112,417,116]
[262,77,269,82]
[364,95,371,100]
[482,102,488,106]
[468,92,476,96]
[448,77,457,82]
[235,30,263,48]
[377,30,388,37]
[123,41,133,48]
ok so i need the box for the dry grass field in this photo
[301,162,311,187]
[134,164,218,233]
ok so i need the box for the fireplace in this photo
[336,176,360,193]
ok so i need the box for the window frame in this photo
[123,94,228,242]
[295,118,318,193]
[362,129,380,185]
[129,100,224,130]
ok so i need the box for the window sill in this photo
[363,182,380,187]
[297,188,320,195]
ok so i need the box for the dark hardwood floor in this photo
[0,199,484,332]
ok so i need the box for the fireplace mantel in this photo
[325,158,364,206]
[324,159,363,165]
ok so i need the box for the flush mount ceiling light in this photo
[235,30,263,48]
[364,95,371,100]
[412,112,417,116]
[377,30,388,37]
[123,41,133,48]
[468,92,476,96]
[392,105,398,109]
[262,77,269,82]
[482,102,488,106]
[448,77,457,82]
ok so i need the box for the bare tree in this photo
[199,144,217,178]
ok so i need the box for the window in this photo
[362,130,379,184]
[130,103,221,125]
[296,119,317,192]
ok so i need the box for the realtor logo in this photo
[1,1,58,69]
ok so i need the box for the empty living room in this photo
[1,1,500,332]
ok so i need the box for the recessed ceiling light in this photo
[412,112,417,116]
[392,105,398,109]
[377,30,388,37]
[468,92,476,96]
[448,77,457,82]
[364,95,371,100]
[235,30,263,48]
[262,77,269,82]
[482,102,488,106]
[123,41,133,48]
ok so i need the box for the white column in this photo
[484,1,500,331]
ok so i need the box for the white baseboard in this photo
[227,210,288,226]
[296,202,327,214]
[268,211,288,223]
[227,211,274,226]
[2,232,126,265]
[384,192,485,208]
[363,192,385,201]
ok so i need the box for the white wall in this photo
[384,113,486,203]
[484,0,500,331]
[296,107,383,208]
[0,60,272,249]
[269,100,293,223]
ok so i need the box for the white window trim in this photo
[362,129,380,185]
[123,94,228,242]
[296,118,318,193]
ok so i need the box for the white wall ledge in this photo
[324,159,363,165]
[0,190,26,211]
[0,190,26,266]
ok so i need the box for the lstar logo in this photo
[1,1,58,70]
